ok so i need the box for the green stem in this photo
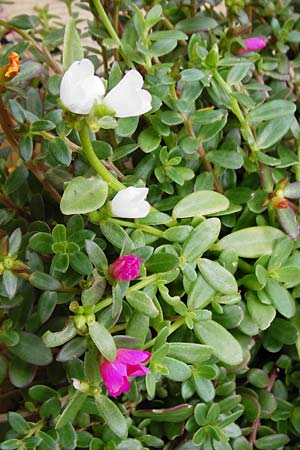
[79,123,125,192]
[108,217,165,238]
[94,274,160,313]
[213,69,258,154]
[91,0,133,68]
[143,317,185,350]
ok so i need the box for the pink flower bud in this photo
[110,254,142,281]
[238,37,267,54]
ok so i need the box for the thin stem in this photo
[143,316,185,350]
[181,112,224,193]
[79,123,125,191]
[91,0,133,68]
[108,217,164,238]
[213,69,258,155]
[94,274,160,313]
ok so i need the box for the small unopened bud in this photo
[110,254,142,282]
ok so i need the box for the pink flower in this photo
[238,37,267,54]
[99,349,151,397]
[110,254,142,281]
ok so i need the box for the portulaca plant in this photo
[1,1,300,450]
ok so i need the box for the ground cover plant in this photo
[1,0,300,448]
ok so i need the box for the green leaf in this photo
[69,251,93,275]
[182,218,221,262]
[256,116,293,150]
[126,290,159,318]
[9,357,36,388]
[3,270,18,299]
[0,439,20,450]
[56,337,88,362]
[227,62,252,85]
[60,176,108,215]
[266,279,295,318]
[176,15,218,32]
[198,258,238,294]
[38,291,57,324]
[56,391,88,429]
[9,331,53,366]
[85,240,108,272]
[42,320,77,348]
[62,18,84,69]
[9,14,39,29]
[254,434,289,449]
[116,117,139,137]
[8,412,31,434]
[58,423,77,450]
[248,100,296,122]
[247,294,276,330]
[29,232,53,254]
[173,191,229,219]
[215,226,285,258]
[138,127,161,153]
[194,320,243,365]
[95,394,128,439]
[167,343,212,365]
[4,166,28,195]
[29,272,61,291]
[49,137,72,167]
[19,135,33,161]
[145,252,179,273]
[88,321,116,361]
[29,385,59,402]
[161,356,191,381]
[150,30,188,40]
[207,150,244,169]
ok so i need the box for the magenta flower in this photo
[99,348,151,397]
[238,37,267,54]
[110,254,142,281]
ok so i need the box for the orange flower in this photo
[4,52,20,80]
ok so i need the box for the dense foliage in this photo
[1,0,300,449]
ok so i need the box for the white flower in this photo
[60,60,152,118]
[72,378,82,391]
[111,187,151,219]
[104,70,152,118]
[60,59,105,115]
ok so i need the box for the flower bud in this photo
[238,37,267,54]
[110,254,142,281]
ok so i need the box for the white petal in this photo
[103,70,152,118]
[111,187,151,218]
[72,378,81,390]
[60,59,105,115]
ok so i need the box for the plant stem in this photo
[79,123,125,191]
[94,274,160,313]
[213,69,259,155]
[181,112,224,193]
[108,217,164,238]
[91,0,133,68]
[143,316,185,350]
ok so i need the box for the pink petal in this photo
[127,364,151,377]
[110,377,131,397]
[100,359,128,396]
[117,349,151,365]
[238,37,267,54]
